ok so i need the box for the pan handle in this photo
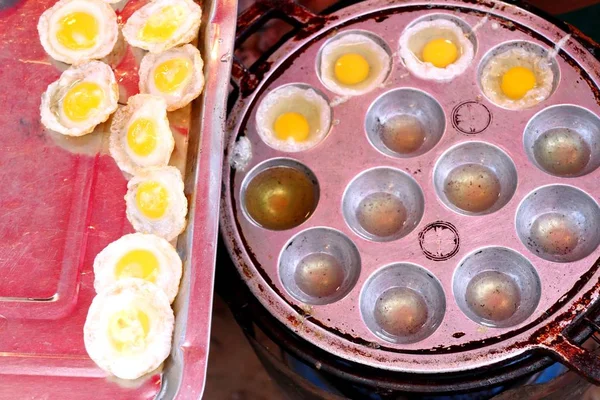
[231,0,325,96]
[538,323,600,385]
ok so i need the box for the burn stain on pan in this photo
[227,2,600,357]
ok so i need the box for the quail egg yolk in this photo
[273,112,310,141]
[56,12,99,50]
[501,66,536,100]
[127,118,158,156]
[114,249,159,283]
[136,181,169,219]
[108,308,150,354]
[153,57,192,93]
[139,5,186,43]
[334,53,370,85]
[62,81,104,122]
[421,38,458,68]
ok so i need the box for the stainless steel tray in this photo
[0,0,235,398]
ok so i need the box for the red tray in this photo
[0,0,235,398]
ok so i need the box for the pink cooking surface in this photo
[0,0,235,398]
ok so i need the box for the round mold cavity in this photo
[279,227,361,305]
[360,263,446,344]
[404,13,478,52]
[524,105,600,177]
[477,41,560,110]
[254,83,333,153]
[453,247,541,328]
[433,141,518,216]
[240,158,320,231]
[516,185,600,263]
[342,167,425,242]
[365,88,446,158]
[315,29,393,96]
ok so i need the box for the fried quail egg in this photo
[125,166,188,241]
[38,0,118,65]
[399,19,474,81]
[139,44,205,111]
[255,85,331,152]
[40,61,119,136]
[84,278,174,380]
[109,94,175,175]
[480,46,555,110]
[122,0,202,54]
[319,32,391,96]
[93,233,182,304]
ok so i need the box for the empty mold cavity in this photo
[365,88,445,158]
[241,158,320,231]
[453,247,541,328]
[524,105,600,177]
[516,185,600,263]
[360,263,445,344]
[279,227,361,305]
[342,167,425,242]
[433,141,517,216]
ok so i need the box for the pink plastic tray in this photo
[0,0,235,398]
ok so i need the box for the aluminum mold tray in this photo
[0,0,235,398]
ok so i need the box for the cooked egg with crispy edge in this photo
[93,233,182,304]
[255,85,331,152]
[122,0,202,54]
[38,0,118,65]
[109,94,175,175]
[125,166,188,241]
[84,278,174,380]
[319,32,391,96]
[480,46,554,110]
[138,44,205,111]
[41,60,119,136]
[399,18,474,81]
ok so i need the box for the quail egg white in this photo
[109,94,175,175]
[93,233,182,304]
[399,18,474,81]
[480,46,555,110]
[255,85,331,152]
[40,60,119,136]
[138,44,205,111]
[38,0,118,65]
[319,32,391,96]
[84,278,174,380]
[125,166,188,241]
[122,0,202,54]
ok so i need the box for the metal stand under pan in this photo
[221,0,600,393]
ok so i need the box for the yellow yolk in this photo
[56,11,99,50]
[108,308,150,354]
[139,5,186,43]
[501,66,537,100]
[62,81,104,122]
[127,118,158,156]
[114,249,159,283]
[135,181,169,219]
[422,38,458,68]
[334,53,370,85]
[153,57,192,93]
[273,112,310,141]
